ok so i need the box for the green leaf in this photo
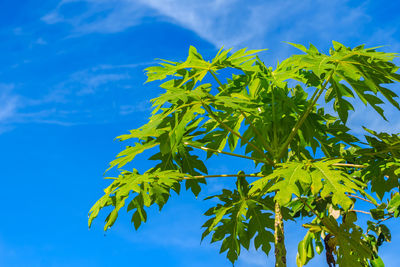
[88,170,186,230]
[107,140,158,171]
[312,160,361,210]
[322,214,372,265]
[370,208,385,220]
[202,180,274,264]
[285,42,308,53]
[370,256,385,267]
[296,232,315,266]
[266,162,309,204]
[388,194,400,217]
[250,160,362,209]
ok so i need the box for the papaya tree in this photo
[88,41,400,266]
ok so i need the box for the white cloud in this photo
[2,62,152,130]
[41,0,396,51]
[11,108,77,126]
[91,62,154,71]
[35,37,47,45]
[12,27,23,36]
[119,101,151,115]
[42,0,156,36]
[0,84,19,134]
[0,84,18,122]
[41,1,400,69]
[39,0,400,133]
[74,72,130,95]
[46,64,139,98]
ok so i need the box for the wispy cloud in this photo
[42,0,156,36]
[141,0,372,50]
[37,0,400,134]
[119,101,151,115]
[0,88,72,128]
[0,62,152,132]
[53,63,148,97]
[42,0,397,51]
[35,37,47,45]
[0,84,21,134]
[71,71,130,96]
[0,84,18,122]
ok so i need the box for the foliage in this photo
[89,42,400,266]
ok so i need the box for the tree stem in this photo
[346,194,374,205]
[209,70,224,88]
[182,174,263,180]
[331,163,366,168]
[184,141,269,163]
[274,202,287,267]
[349,209,370,215]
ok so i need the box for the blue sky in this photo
[1,1,400,266]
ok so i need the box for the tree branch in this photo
[184,142,269,163]
[346,194,375,205]
[209,70,224,88]
[349,209,370,215]
[182,174,264,180]
[377,214,394,224]
[332,163,366,168]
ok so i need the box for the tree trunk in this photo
[274,201,287,267]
